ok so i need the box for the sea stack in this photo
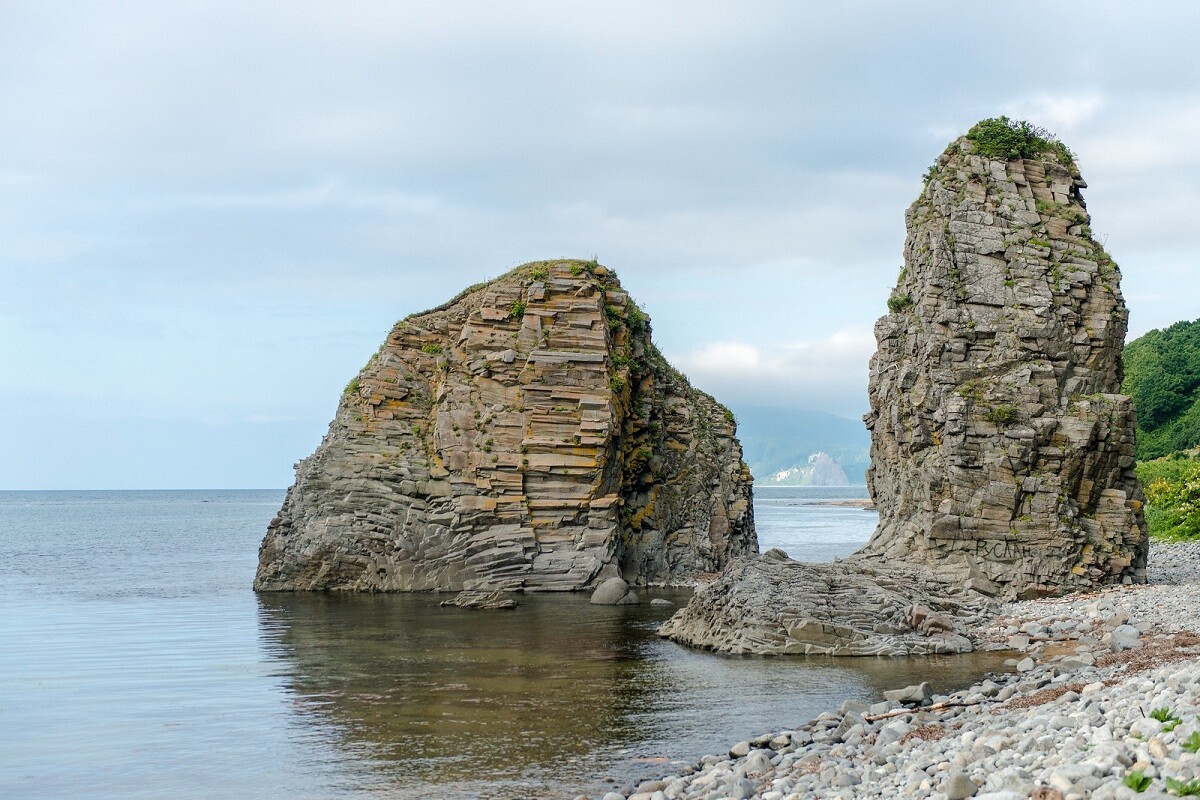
[861,118,1147,599]
[254,260,756,593]
[660,120,1147,654]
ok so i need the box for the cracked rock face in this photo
[254,260,756,593]
[861,131,1147,600]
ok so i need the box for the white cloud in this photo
[179,180,440,213]
[1002,92,1106,133]
[670,327,876,416]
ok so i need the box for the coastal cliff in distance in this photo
[255,260,756,593]
[661,119,1147,655]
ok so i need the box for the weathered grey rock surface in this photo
[255,260,755,593]
[861,125,1146,599]
[590,576,639,605]
[438,589,517,610]
[662,122,1148,656]
[656,549,989,655]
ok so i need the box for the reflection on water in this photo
[258,591,1011,799]
[1,489,1010,800]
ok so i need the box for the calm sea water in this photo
[0,488,1006,799]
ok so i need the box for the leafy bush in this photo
[421,343,443,355]
[509,300,526,319]
[627,303,647,333]
[887,292,914,313]
[1138,452,1200,539]
[529,266,548,280]
[965,117,1075,165]
[985,404,1018,425]
[344,377,360,395]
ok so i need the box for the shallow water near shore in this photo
[0,489,1010,799]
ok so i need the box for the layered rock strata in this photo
[255,260,755,593]
[861,125,1147,599]
[662,121,1147,655]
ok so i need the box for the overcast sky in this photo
[4,2,1199,488]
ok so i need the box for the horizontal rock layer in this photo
[255,260,755,593]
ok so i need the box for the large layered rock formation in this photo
[255,260,755,593]
[860,120,1147,599]
[662,120,1148,654]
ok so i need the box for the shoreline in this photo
[580,541,1200,800]
[799,499,876,509]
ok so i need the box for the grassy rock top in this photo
[964,116,1076,166]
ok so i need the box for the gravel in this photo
[580,542,1200,800]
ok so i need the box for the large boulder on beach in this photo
[860,117,1147,599]
[254,260,756,593]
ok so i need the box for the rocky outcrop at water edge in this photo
[255,260,756,594]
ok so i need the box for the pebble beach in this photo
[580,542,1200,800]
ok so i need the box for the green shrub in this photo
[1138,453,1200,539]
[529,266,548,280]
[344,377,360,395]
[509,300,526,319]
[1183,731,1200,753]
[421,343,443,355]
[627,303,647,333]
[887,292,914,313]
[986,404,1018,425]
[965,117,1075,165]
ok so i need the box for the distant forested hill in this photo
[1124,317,1200,459]
[732,405,870,485]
